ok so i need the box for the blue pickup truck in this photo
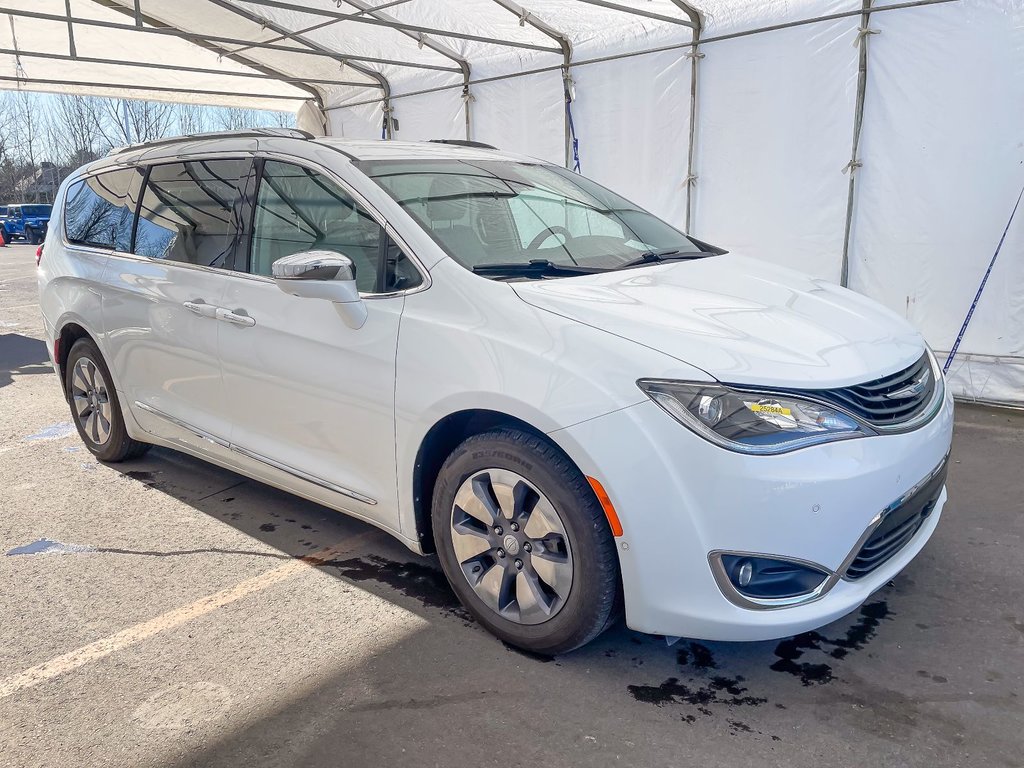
[3,204,52,244]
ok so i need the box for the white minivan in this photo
[38,129,953,654]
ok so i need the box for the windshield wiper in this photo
[472,259,607,278]
[617,248,717,269]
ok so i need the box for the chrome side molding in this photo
[133,401,376,506]
[134,401,229,448]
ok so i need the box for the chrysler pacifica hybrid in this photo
[38,129,952,653]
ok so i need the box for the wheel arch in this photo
[412,408,583,554]
[54,321,96,398]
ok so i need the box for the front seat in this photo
[425,174,488,264]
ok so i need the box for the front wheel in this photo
[432,428,620,654]
[25,227,37,244]
[65,338,149,462]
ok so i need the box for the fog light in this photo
[736,560,753,587]
[720,554,828,600]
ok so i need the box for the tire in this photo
[432,428,621,655]
[25,227,38,245]
[65,338,150,462]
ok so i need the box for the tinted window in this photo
[23,205,51,216]
[134,159,249,267]
[64,169,139,250]
[250,161,420,293]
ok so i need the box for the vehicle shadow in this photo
[0,333,51,389]
[93,445,959,767]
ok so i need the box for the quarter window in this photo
[64,169,140,250]
[134,159,250,267]
[250,161,420,293]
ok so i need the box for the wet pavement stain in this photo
[24,422,76,441]
[770,601,891,686]
[628,640,768,726]
[259,523,277,532]
[678,642,717,670]
[318,555,473,623]
[627,674,767,718]
[6,538,95,556]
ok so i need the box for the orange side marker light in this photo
[587,476,623,537]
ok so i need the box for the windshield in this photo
[360,159,707,273]
[22,205,51,217]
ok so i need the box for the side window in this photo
[134,159,249,267]
[250,160,420,293]
[64,168,141,250]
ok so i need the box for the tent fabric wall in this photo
[849,0,1024,404]
[570,49,692,226]
[3,0,1021,404]
[689,18,858,281]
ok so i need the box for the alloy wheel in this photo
[450,468,573,624]
[70,357,113,446]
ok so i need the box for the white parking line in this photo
[2,303,39,311]
[0,534,370,701]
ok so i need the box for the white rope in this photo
[854,27,880,46]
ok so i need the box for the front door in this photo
[217,159,422,529]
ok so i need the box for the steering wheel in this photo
[527,226,573,251]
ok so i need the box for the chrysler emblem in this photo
[885,369,930,400]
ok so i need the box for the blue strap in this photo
[944,181,1024,374]
[565,99,581,172]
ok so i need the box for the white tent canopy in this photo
[2,0,1022,404]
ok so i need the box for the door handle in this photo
[216,308,256,327]
[183,300,217,318]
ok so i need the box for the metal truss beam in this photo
[0,47,383,88]
[572,0,695,27]
[489,0,574,167]
[0,74,305,102]
[238,0,562,53]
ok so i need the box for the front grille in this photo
[845,458,948,580]
[811,353,935,428]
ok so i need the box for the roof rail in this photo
[107,128,314,156]
[428,139,498,150]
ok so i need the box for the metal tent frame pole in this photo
[490,0,574,168]
[201,0,389,135]
[575,0,695,27]
[0,74,308,102]
[326,0,956,112]
[668,1,703,233]
[235,0,562,54]
[340,0,471,140]
[840,0,876,288]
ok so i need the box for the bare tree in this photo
[216,107,259,131]
[175,102,209,135]
[100,99,175,146]
[46,94,106,167]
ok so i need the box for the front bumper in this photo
[552,385,954,641]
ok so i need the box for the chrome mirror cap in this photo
[271,250,355,281]
[271,250,366,329]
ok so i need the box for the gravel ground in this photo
[1,242,1022,767]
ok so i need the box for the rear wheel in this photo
[65,338,149,462]
[432,428,620,654]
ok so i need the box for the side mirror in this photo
[272,250,367,329]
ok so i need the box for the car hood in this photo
[511,254,925,389]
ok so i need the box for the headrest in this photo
[426,174,474,223]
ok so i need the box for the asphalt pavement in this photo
[1,242,1022,767]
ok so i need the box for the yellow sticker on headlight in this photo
[749,402,792,417]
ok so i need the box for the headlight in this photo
[637,379,874,454]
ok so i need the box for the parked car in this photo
[37,129,953,654]
[4,203,52,244]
